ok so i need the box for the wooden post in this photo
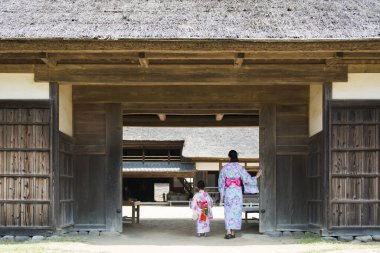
[50,82,60,231]
[321,83,332,236]
[105,103,123,232]
[259,104,276,232]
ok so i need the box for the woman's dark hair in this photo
[228,150,239,162]
[197,180,205,190]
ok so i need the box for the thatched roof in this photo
[0,0,379,39]
[123,127,259,159]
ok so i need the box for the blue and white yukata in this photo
[218,162,259,230]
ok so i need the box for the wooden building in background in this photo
[122,128,259,202]
[0,0,380,237]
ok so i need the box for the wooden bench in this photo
[242,194,260,224]
[123,200,141,223]
[168,200,190,206]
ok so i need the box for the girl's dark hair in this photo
[197,180,205,190]
[228,150,239,162]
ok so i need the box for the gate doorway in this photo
[123,126,259,225]
[121,119,261,234]
[72,84,310,234]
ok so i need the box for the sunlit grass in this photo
[297,233,325,244]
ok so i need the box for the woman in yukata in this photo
[218,150,262,239]
[191,180,213,237]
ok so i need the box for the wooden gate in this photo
[260,103,309,232]
[0,102,52,234]
[329,102,380,233]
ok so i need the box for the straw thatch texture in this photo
[123,127,259,159]
[0,0,379,39]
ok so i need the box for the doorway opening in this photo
[121,124,260,237]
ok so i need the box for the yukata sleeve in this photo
[218,168,226,202]
[207,194,214,219]
[190,196,198,220]
[240,166,259,194]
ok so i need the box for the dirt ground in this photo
[1,206,380,253]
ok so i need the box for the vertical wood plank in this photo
[259,104,276,232]
[105,104,122,232]
[276,155,291,225]
[0,126,4,148]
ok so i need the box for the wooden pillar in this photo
[259,104,276,232]
[105,103,123,232]
[321,83,332,236]
[50,82,60,230]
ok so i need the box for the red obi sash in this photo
[225,178,242,187]
[197,200,209,221]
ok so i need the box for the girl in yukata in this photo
[190,180,213,237]
[218,150,262,239]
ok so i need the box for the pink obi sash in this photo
[225,178,242,187]
[197,201,209,221]
[197,200,208,208]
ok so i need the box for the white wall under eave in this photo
[309,84,323,137]
[59,85,73,137]
[333,73,380,99]
[0,74,49,99]
[196,162,219,171]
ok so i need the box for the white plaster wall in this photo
[59,85,73,136]
[333,74,380,99]
[0,74,49,99]
[309,84,323,136]
[196,162,219,171]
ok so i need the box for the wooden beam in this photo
[41,53,57,68]
[146,52,235,59]
[215,114,224,121]
[123,105,260,115]
[348,64,380,73]
[1,40,380,53]
[245,52,337,59]
[123,171,195,178]
[0,53,46,60]
[35,64,348,84]
[0,64,34,73]
[52,52,138,61]
[342,52,380,59]
[234,53,244,68]
[123,114,259,127]
[123,140,184,148]
[1,51,379,62]
[157,113,166,121]
[325,53,343,66]
[73,85,310,105]
[138,52,149,68]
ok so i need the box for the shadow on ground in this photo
[88,219,297,246]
